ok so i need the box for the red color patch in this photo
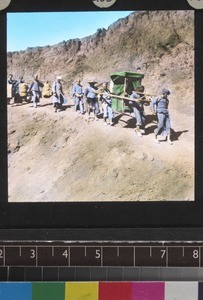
[99,282,132,300]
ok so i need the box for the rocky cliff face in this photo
[7,10,194,114]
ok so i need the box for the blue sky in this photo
[7,11,134,52]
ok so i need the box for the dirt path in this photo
[8,98,194,202]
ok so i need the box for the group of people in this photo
[128,85,172,144]
[7,74,173,144]
[7,74,47,108]
[7,74,29,104]
[72,80,114,126]
[7,74,64,110]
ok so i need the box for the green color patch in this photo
[32,282,65,300]
[112,97,124,112]
[110,71,144,96]
[110,71,144,112]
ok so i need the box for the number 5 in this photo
[95,249,101,259]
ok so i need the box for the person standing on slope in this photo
[7,74,17,104]
[84,81,99,121]
[72,79,84,114]
[99,82,114,126]
[29,75,44,108]
[52,76,65,112]
[150,88,173,145]
[129,85,146,137]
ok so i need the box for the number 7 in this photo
[161,249,166,258]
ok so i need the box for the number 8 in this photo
[193,249,199,259]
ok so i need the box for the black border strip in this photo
[0,228,203,241]
[3,0,192,13]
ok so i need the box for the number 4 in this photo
[63,250,68,259]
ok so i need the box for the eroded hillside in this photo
[7,10,194,114]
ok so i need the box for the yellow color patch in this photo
[65,282,98,300]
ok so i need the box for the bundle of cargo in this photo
[42,81,52,98]
[19,82,28,99]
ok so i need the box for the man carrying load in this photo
[84,81,99,121]
[129,85,147,137]
[98,82,114,126]
[52,76,65,112]
[150,88,173,145]
[28,75,44,108]
[7,74,17,104]
[72,79,84,114]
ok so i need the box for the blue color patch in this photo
[0,282,32,300]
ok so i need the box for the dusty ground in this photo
[8,96,194,202]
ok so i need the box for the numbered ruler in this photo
[0,242,202,267]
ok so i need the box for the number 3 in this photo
[30,249,35,258]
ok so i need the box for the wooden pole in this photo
[123,77,127,110]
[97,92,151,103]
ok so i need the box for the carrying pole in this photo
[97,92,151,103]
[123,77,127,111]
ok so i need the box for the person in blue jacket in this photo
[99,82,114,125]
[52,76,65,112]
[72,79,84,114]
[129,85,146,137]
[150,88,173,144]
[84,81,99,120]
[29,75,44,108]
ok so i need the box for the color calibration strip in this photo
[0,282,203,300]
